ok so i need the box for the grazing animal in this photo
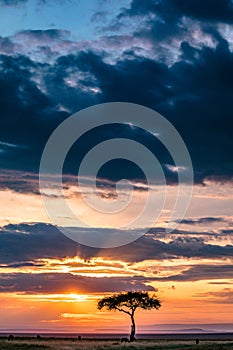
[8,335,14,341]
[195,338,200,344]
[121,337,129,343]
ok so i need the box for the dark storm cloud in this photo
[1,223,233,289]
[0,273,155,294]
[46,38,233,181]
[0,5,233,182]
[0,36,18,54]
[2,264,233,293]
[0,54,53,149]
[120,0,233,23]
[168,38,233,180]
[1,223,233,266]
[0,223,78,264]
[0,171,40,194]
[0,169,150,196]
[117,234,233,262]
[156,264,233,282]
[180,217,225,225]
[0,53,98,171]
[109,0,233,67]
[168,0,233,23]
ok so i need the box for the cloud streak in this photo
[0,272,155,294]
[0,223,233,265]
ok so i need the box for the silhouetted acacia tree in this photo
[97,291,161,341]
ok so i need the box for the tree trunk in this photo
[130,314,136,342]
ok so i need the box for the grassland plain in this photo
[1,338,233,350]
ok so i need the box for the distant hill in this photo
[176,328,216,333]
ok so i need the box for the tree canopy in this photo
[97,291,161,341]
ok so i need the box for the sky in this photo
[0,0,233,333]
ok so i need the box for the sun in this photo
[67,293,88,302]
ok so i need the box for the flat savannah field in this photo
[1,338,233,350]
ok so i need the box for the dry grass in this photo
[1,338,233,350]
